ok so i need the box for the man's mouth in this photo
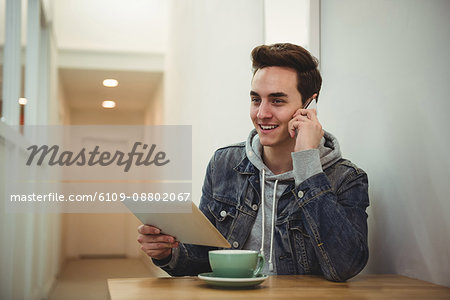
[259,125,279,131]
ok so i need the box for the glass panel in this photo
[0,0,5,118]
[0,0,26,125]
[21,0,28,126]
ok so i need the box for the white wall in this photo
[164,0,264,203]
[48,23,63,125]
[144,78,164,125]
[57,72,71,125]
[320,0,450,286]
[264,0,310,48]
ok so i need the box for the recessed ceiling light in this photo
[102,100,116,108]
[18,97,27,105]
[103,79,119,87]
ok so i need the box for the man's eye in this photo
[272,99,284,104]
[251,98,261,103]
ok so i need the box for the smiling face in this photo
[250,66,303,151]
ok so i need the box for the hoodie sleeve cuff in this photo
[292,149,323,186]
[152,247,180,269]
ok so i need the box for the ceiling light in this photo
[18,97,27,105]
[103,79,119,87]
[102,100,116,108]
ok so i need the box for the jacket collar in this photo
[233,154,258,175]
[233,151,296,198]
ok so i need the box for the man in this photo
[137,43,369,282]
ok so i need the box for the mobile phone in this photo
[304,98,317,110]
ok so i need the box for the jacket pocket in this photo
[207,197,237,239]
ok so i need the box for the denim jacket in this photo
[155,141,369,282]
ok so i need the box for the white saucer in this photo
[198,272,268,288]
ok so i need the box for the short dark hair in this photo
[251,43,322,104]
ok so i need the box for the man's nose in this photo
[257,101,272,119]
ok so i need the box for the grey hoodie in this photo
[243,129,342,275]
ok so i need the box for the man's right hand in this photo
[137,224,179,261]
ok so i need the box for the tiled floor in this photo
[48,258,167,300]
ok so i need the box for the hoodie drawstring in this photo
[260,168,278,273]
[269,179,278,272]
[260,169,266,257]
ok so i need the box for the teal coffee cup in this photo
[209,250,264,278]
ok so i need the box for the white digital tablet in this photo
[127,201,231,248]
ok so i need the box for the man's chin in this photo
[259,136,294,150]
[258,138,275,147]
